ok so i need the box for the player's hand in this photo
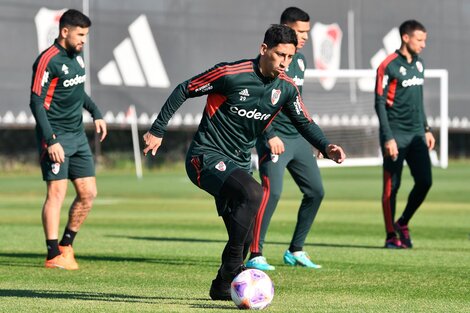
[143,132,163,156]
[316,151,324,159]
[425,132,435,150]
[47,142,65,164]
[326,144,346,164]
[94,119,107,142]
[267,136,285,155]
[384,139,399,161]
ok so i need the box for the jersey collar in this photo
[253,56,276,84]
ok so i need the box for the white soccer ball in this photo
[230,269,274,310]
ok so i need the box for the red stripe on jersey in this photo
[376,53,399,96]
[250,175,271,254]
[189,61,252,89]
[189,67,253,92]
[43,77,59,110]
[279,73,312,122]
[205,93,227,118]
[32,46,60,96]
[386,79,398,107]
[189,63,253,91]
[382,170,395,233]
[190,156,202,187]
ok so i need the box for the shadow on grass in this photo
[108,235,227,244]
[0,252,218,267]
[0,289,230,307]
[113,235,382,250]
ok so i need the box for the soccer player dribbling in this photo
[144,24,346,300]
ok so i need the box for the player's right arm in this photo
[374,58,398,160]
[144,62,235,156]
[29,49,65,163]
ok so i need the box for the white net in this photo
[301,69,448,168]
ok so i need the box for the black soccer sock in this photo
[46,239,61,260]
[59,227,77,246]
[386,232,397,240]
[288,245,303,253]
[396,217,407,227]
[249,252,262,259]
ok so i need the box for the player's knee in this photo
[417,176,432,191]
[246,182,263,204]
[304,186,325,201]
[244,182,263,216]
[79,187,97,205]
[269,190,282,203]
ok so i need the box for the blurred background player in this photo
[375,19,434,249]
[247,7,324,271]
[29,9,107,269]
[143,24,345,300]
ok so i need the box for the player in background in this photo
[246,7,324,271]
[143,24,346,301]
[375,20,434,249]
[29,9,107,269]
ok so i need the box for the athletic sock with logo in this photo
[46,239,61,260]
[59,227,77,246]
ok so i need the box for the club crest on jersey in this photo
[416,61,423,73]
[51,162,60,175]
[270,153,279,163]
[297,58,305,72]
[215,161,226,172]
[399,66,407,76]
[61,64,69,74]
[271,89,281,105]
[76,55,85,68]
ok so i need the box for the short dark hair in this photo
[280,7,310,24]
[399,20,426,38]
[263,24,297,49]
[59,9,91,29]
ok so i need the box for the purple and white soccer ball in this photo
[230,269,274,310]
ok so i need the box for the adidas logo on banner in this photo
[97,15,170,88]
[239,89,250,96]
[358,27,400,92]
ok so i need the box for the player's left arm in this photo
[83,93,107,142]
[420,68,435,150]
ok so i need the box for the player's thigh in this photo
[185,152,243,197]
[406,136,432,182]
[71,176,97,200]
[257,139,291,195]
[287,137,323,194]
[46,179,69,202]
[68,133,95,180]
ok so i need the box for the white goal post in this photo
[303,69,448,169]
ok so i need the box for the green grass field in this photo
[0,161,469,312]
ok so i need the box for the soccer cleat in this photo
[283,250,322,269]
[44,253,78,270]
[210,264,246,301]
[209,275,232,301]
[384,237,404,249]
[55,245,79,270]
[246,256,275,271]
[394,222,413,248]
